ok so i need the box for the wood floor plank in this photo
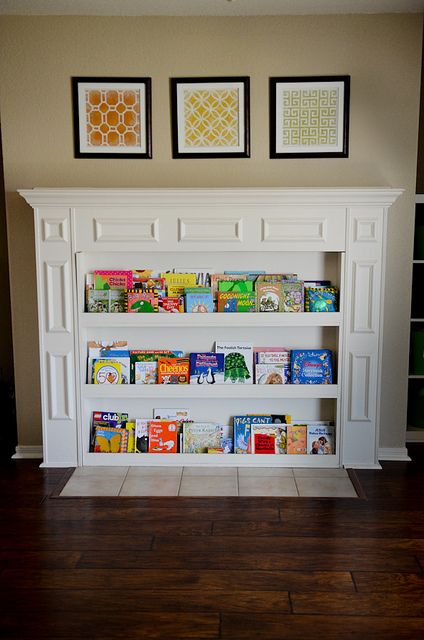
[154,534,424,555]
[0,568,355,592]
[0,587,290,614]
[0,550,81,569]
[0,611,219,639]
[221,613,424,639]
[76,548,420,572]
[291,591,424,617]
[0,533,153,551]
[353,571,424,593]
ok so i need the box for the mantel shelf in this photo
[80,311,342,328]
[83,384,339,399]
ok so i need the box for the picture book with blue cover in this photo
[185,291,214,313]
[291,349,333,384]
[233,415,273,454]
[189,352,225,384]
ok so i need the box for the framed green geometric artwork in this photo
[170,77,250,158]
[269,76,350,158]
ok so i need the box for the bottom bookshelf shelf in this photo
[82,452,340,467]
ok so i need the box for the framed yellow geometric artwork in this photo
[170,77,250,158]
[270,76,350,158]
[72,77,152,158]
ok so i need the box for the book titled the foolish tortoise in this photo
[215,341,253,384]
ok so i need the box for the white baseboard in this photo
[12,445,43,460]
[378,447,411,462]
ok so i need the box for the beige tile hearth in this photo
[59,466,359,498]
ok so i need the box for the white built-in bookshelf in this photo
[19,187,402,468]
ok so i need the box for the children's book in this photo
[256,282,282,312]
[148,420,178,453]
[215,341,253,384]
[94,270,133,290]
[90,410,128,451]
[233,415,273,454]
[125,290,158,313]
[254,347,290,363]
[281,280,304,313]
[185,291,214,313]
[125,422,135,453]
[211,274,248,306]
[94,426,128,453]
[94,350,130,384]
[130,350,183,383]
[153,408,190,421]
[157,357,190,384]
[275,425,287,454]
[305,287,338,312]
[173,268,214,288]
[135,361,157,384]
[255,363,289,385]
[291,349,333,384]
[87,340,128,383]
[189,352,225,384]
[134,418,149,453]
[307,424,335,455]
[251,424,279,454]
[287,424,307,454]
[133,277,166,293]
[158,297,183,313]
[218,280,254,293]
[217,292,256,313]
[224,270,265,281]
[85,272,94,309]
[162,273,197,297]
[182,422,222,453]
[93,360,122,385]
[87,290,109,313]
[109,289,126,313]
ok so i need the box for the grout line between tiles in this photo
[117,467,130,497]
[177,467,184,496]
[292,473,301,497]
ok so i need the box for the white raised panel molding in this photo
[94,216,159,244]
[351,261,377,333]
[262,217,327,243]
[46,351,74,420]
[44,260,72,333]
[348,353,373,422]
[42,218,68,243]
[18,188,403,468]
[179,217,243,243]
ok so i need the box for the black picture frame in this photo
[270,75,350,159]
[72,76,152,159]
[170,76,250,159]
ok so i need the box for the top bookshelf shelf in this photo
[80,312,342,328]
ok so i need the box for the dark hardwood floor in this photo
[1,446,424,639]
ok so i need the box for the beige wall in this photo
[0,14,421,450]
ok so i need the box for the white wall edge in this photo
[12,445,43,459]
[378,447,411,461]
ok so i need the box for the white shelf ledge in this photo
[82,451,339,467]
[80,312,342,328]
[83,383,339,399]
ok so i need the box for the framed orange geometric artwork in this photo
[72,77,152,158]
[170,77,250,158]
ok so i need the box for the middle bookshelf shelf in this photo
[80,312,342,328]
[83,384,340,399]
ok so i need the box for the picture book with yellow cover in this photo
[94,426,128,453]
